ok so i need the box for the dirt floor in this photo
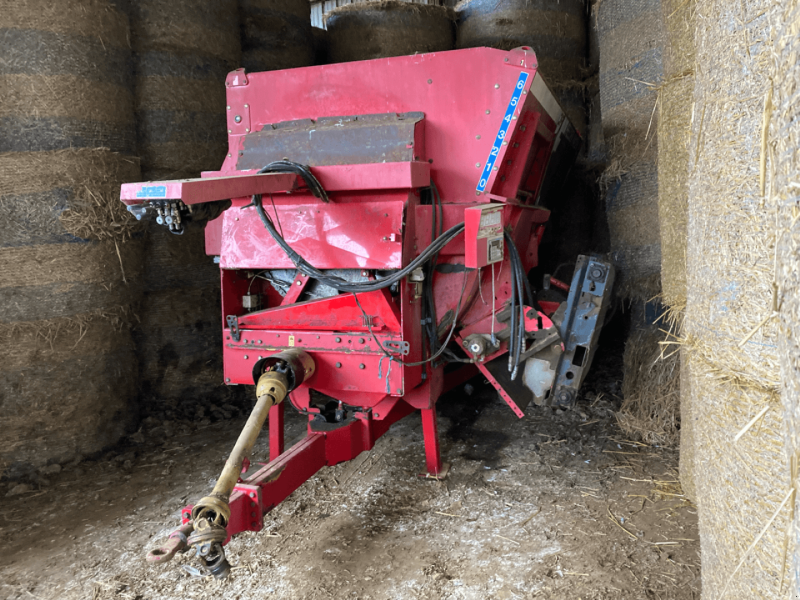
[1,360,700,600]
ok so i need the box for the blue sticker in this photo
[136,185,167,199]
[477,71,529,193]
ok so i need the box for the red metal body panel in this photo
[220,47,561,202]
[219,196,407,270]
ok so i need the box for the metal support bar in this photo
[269,401,285,461]
[421,407,443,477]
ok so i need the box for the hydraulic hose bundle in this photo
[251,160,531,377]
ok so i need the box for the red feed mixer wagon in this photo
[120,46,613,577]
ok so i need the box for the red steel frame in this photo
[122,47,574,541]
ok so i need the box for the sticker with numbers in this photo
[477,71,529,193]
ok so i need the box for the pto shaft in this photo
[187,350,315,578]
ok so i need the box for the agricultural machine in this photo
[121,47,613,577]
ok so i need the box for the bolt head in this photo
[427,79,432,84]
[485,110,491,115]
[234,115,242,123]
[296,280,302,286]
[494,83,499,89]
[359,364,366,369]
[336,362,342,368]
[335,337,342,343]
[476,162,481,168]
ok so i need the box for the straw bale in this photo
[326,1,455,63]
[131,1,239,179]
[240,0,314,73]
[455,0,586,82]
[135,224,224,404]
[0,75,134,125]
[129,0,240,63]
[1,10,137,155]
[683,0,791,596]
[617,313,680,448]
[602,133,661,299]
[0,149,142,243]
[597,0,665,139]
[770,0,800,592]
[134,76,226,114]
[657,0,695,310]
[0,311,139,478]
[0,0,130,48]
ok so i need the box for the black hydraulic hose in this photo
[251,162,465,294]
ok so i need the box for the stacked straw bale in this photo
[684,0,791,596]
[772,1,800,593]
[0,1,144,478]
[455,0,588,136]
[597,0,664,299]
[129,1,241,410]
[239,0,314,73]
[326,2,455,63]
[657,0,696,499]
[130,0,240,180]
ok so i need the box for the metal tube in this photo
[191,370,289,527]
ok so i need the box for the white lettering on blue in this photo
[136,185,168,199]
[477,71,529,193]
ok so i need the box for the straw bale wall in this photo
[597,0,664,300]
[684,1,791,596]
[239,0,314,73]
[0,0,144,479]
[327,2,454,63]
[130,0,240,180]
[771,0,800,594]
[130,1,240,412]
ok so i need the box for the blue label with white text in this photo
[477,71,529,193]
[136,185,167,199]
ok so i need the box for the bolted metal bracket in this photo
[227,315,241,342]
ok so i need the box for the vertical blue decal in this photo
[477,71,529,193]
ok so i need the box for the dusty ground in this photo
[1,366,699,600]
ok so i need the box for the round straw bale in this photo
[0,308,140,477]
[0,1,136,155]
[326,2,455,63]
[597,0,665,140]
[684,0,791,595]
[603,133,661,299]
[455,0,586,83]
[771,0,800,591]
[239,0,314,73]
[131,0,241,179]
